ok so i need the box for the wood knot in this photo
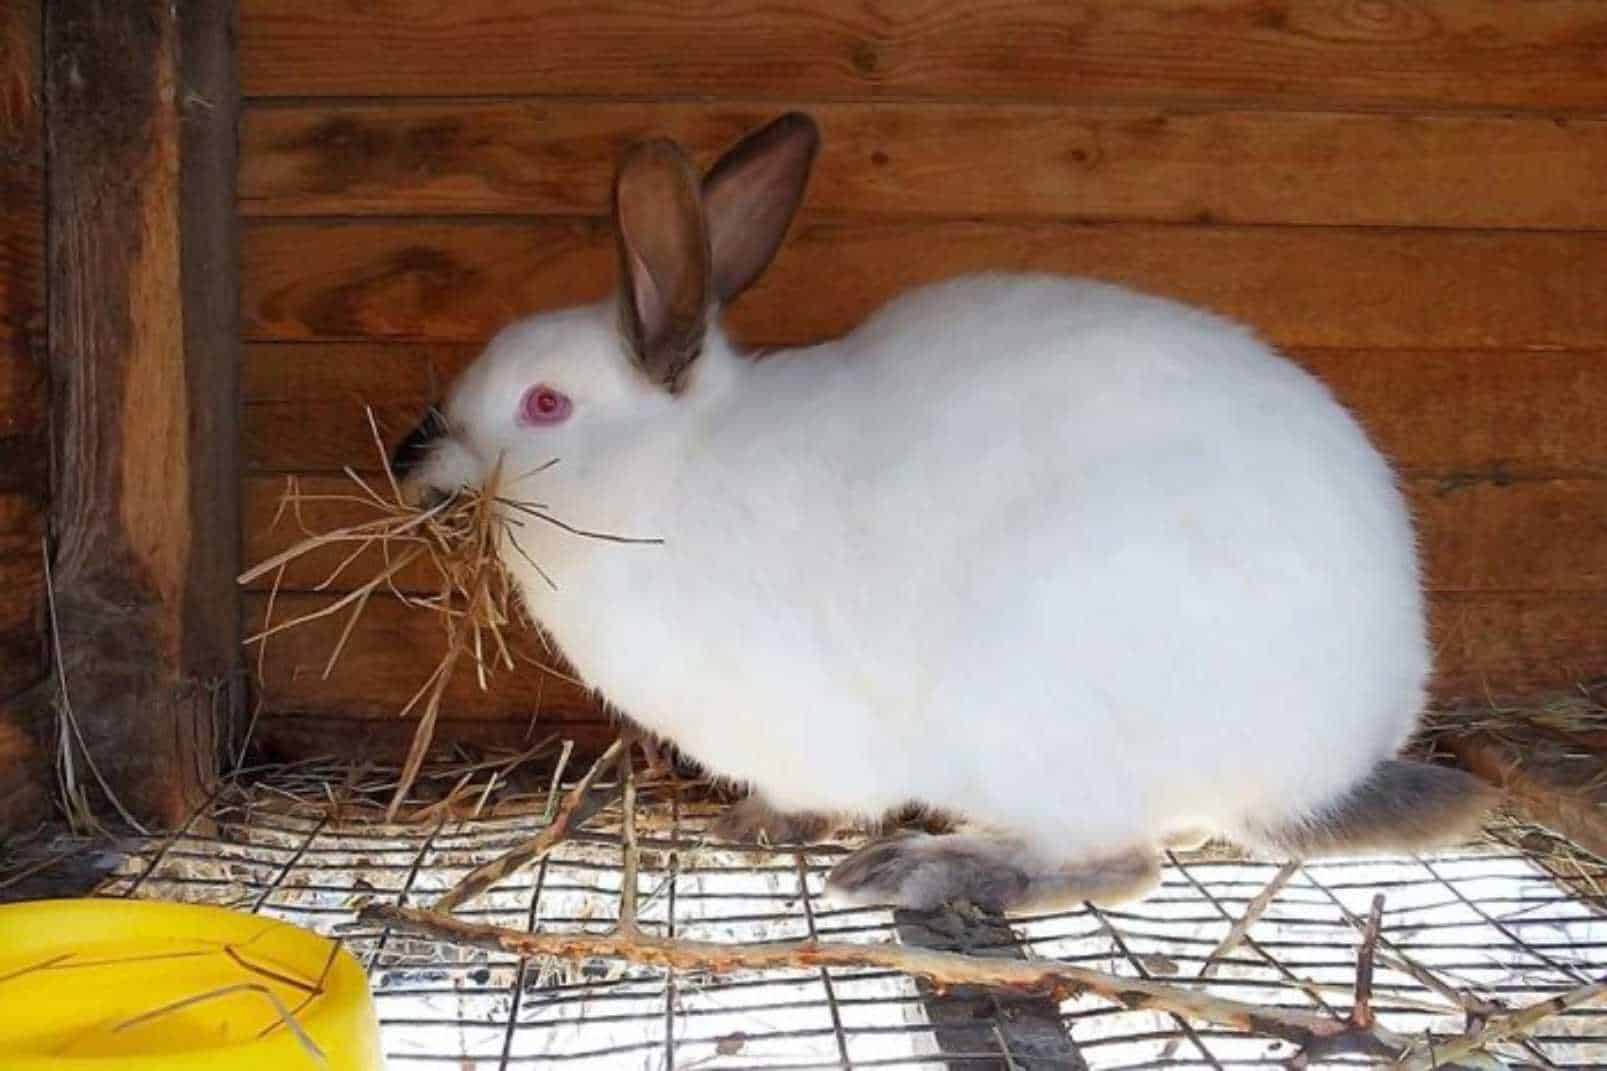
[1330,0,1438,41]
[850,41,881,77]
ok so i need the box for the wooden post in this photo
[0,0,50,832]
[44,0,241,827]
[895,906,1090,1069]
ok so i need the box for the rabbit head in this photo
[392,114,821,554]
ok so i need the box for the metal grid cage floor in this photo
[8,760,1607,1069]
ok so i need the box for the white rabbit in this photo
[395,114,1497,912]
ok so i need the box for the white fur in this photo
[422,272,1429,862]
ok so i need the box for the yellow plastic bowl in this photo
[0,898,383,1070]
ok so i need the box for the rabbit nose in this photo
[390,406,448,481]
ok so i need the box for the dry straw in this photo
[238,409,602,819]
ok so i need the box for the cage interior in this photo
[6,746,1605,1069]
[6,4,1607,1068]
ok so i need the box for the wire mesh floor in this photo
[11,761,1607,1069]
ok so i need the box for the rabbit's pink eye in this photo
[519,385,572,426]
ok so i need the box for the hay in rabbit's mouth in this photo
[238,410,577,818]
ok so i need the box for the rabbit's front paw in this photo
[825,832,1027,912]
[826,834,1160,913]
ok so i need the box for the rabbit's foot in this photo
[825,833,1159,913]
[711,794,832,845]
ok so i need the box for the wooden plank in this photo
[0,2,45,368]
[0,555,45,699]
[0,493,47,545]
[0,435,50,498]
[245,591,597,720]
[1431,594,1607,702]
[238,342,476,477]
[239,345,1607,476]
[1311,349,1607,478]
[251,713,618,766]
[45,1,239,828]
[1413,479,1607,594]
[243,400,423,474]
[0,355,47,439]
[240,473,1607,597]
[0,717,48,835]
[242,101,1607,231]
[0,0,47,833]
[0,282,46,452]
[242,220,1607,350]
[242,341,476,405]
[239,0,1607,112]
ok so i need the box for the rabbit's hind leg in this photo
[1246,758,1498,858]
[825,833,1159,913]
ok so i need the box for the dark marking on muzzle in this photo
[390,405,448,480]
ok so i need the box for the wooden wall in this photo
[1,0,50,827]
[239,2,1607,760]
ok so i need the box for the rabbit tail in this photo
[1248,759,1499,858]
[824,833,1159,913]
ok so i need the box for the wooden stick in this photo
[359,903,1410,1060]
[617,744,639,934]
[1197,859,1301,977]
[1351,893,1384,1030]
[1328,877,1498,1019]
[1158,858,1303,1061]
[1396,974,1607,1071]
[432,738,626,913]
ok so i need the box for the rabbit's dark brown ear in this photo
[613,138,711,392]
[702,113,820,304]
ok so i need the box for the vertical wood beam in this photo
[44,0,240,827]
[0,0,50,833]
[179,1,243,762]
[895,906,1090,1069]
